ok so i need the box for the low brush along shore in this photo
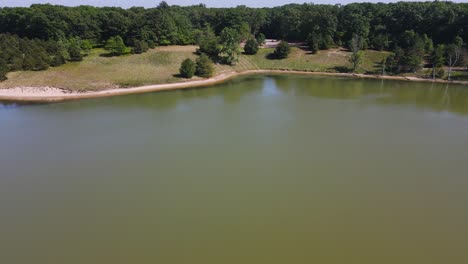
[1,46,467,103]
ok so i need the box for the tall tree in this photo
[0,58,8,81]
[219,27,240,65]
[430,45,445,80]
[349,34,363,73]
[446,36,463,81]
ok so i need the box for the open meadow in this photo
[0,45,395,91]
[1,45,466,92]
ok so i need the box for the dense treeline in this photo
[0,1,467,80]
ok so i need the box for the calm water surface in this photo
[1,75,468,264]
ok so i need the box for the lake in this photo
[1,74,468,264]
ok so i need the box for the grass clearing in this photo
[0,45,393,91]
[0,46,199,91]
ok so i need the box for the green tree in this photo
[274,41,291,59]
[179,58,196,78]
[398,31,425,72]
[219,27,241,65]
[446,36,463,81]
[133,40,149,54]
[0,58,8,81]
[81,40,93,56]
[307,33,320,54]
[68,43,83,61]
[255,33,266,45]
[50,51,66,66]
[105,36,127,56]
[196,26,219,58]
[195,54,214,78]
[349,34,363,73]
[244,38,259,55]
[430,45,445,80]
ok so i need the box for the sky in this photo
[0,0,465,8]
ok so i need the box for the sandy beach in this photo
[1,70,467,103]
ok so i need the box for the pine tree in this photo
[105,36,127,56]
[244,38,259,55]
[179,58,196,78]
[0,58,8,81]
[274,41,291,59]
[195,54,214,78]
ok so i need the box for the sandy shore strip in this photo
[1,70,467,103]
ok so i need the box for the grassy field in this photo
[0,46,199,91]
[233,47,390,74]
[2,45,465,91]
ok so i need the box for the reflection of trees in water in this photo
[291,76,369,99]
[373,81,468,115]
[442,84,450,108]
[28,75,468,116]
[220,76,263,104]
[272,74,468,115]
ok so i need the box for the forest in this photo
[0,1,467,81]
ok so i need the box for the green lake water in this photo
[1,74,468,264]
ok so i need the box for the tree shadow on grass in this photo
[172,73,191,79]
[331,66,352,73]
[450,72,468,81]
[297,45,314,55]
[99,53,118,58]
[265,53,280,60]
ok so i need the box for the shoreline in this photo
[1,70,467,103]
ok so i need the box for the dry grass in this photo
[233,47,390,74]
[0,46,199,91]
[1,45,391,91]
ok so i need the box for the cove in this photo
[1,74,468,264]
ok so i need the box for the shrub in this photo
[256,33,266,45]
[244,38,259,55]
[274,41,291,59]
[179,58,196,78]
[68,44,83,61]
[133,40,149,54]
[307,33,319,54]
[195,54,214,78]
[0,59,8,81]
[436,67,445,78]
[105,36,127,56]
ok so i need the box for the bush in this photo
[105,36,127,56]
[274,41,291,59]
[147,40,156,49]
[51,52,66,66]
[195,54,214,78]
[244,38,259,55]
[0,59,8,81]
[133,40,149,54]
[256,33,266,46]
[179,58,196,78]
[436,67,445,78]
[68,44,83,61]
[307,33,319,54]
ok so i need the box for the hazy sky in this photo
[1,0,465,8]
